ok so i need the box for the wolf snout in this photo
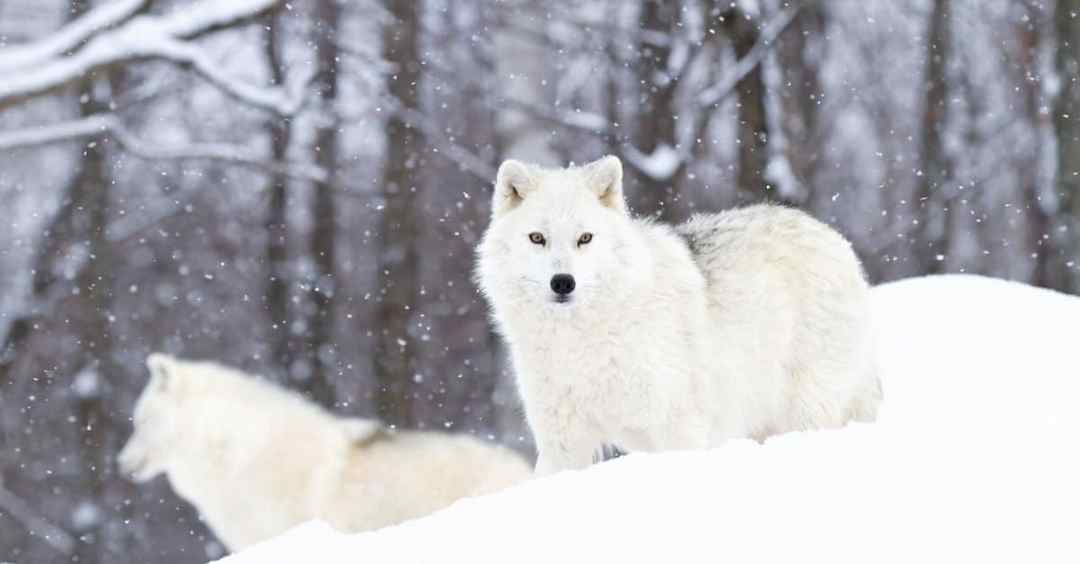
[550,273,576,296]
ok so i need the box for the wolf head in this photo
[117,353,187,482]
[478,156,647,314]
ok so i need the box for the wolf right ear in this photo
[492,159,536,218]
[583,155,626,214]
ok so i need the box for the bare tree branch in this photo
[490,3,804,183]
[696,4,803,108]
[0,485,76,556]
[0,114,328,182]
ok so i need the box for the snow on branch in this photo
[0,0,148,74]
[622,144,682,182]
[148,38,315,115]
[614,3,808,183]
[0,0,302,115]
[0,115,328,183]
[152,0,278,39]
[0,114,113,149]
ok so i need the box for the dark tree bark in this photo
[1054,0,1080,293]
[915,0,952,274]
[454,0,502,432]
[69,3,120,561]
[298,0,341,408]
[263,12,294,379]
[632,0,682,218]
[1014,8,1054,289]
[723,6,774,203]
[0,1,125,559]
[375,0,425,429]
[776,2,826,208]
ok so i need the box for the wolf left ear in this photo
[584,156,626,214]
[146,353,177,391]
[492,159,536,218]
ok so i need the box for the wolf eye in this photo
[528,232,546,245]
[577,233,593,246]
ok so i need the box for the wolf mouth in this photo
[552,295,572,304]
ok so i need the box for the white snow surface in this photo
[216,275,1080,564]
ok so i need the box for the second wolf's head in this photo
[117,353,187,482]
[477,156,650,316]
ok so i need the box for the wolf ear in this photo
[340,418,388,446]
[584,156,626,214]
[492,159,536,218]
[146,353,177,391]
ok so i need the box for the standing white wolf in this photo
[476,156,882,474]
[117,354,530,551]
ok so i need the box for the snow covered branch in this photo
[0,0,148,74]
[621,3,809,182]
[147,38,315,115]
[0,0,302,114]
[108,120,327,182]
[0,115,328,183]
[0,114,114,149]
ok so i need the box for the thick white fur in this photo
[117,354,530,551]
[476,156,882,475]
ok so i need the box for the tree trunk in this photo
[0,0,121,558]
[299,0,341,408]
[724,6,774,202]
[71,2,118,560]
[375,0,425,429]
[1015,8,1054,289]
[263,13,294,379]
[777,2,825,208]
[632,0,681,219]
[915,0,952,274]
[1054,0,1080,293]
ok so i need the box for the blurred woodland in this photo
[0,0,1078,561]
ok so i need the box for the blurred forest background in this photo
[0,0,1077,562]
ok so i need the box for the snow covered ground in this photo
[216,275,1080,563]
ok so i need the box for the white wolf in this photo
[117,354,530,551]
[476,156,881,474]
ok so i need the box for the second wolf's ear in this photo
[146,353,177,391]
[340,418,388,445]
[492,159,536,218]
[584,156,626,214]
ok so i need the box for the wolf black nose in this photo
[550,273,576,295]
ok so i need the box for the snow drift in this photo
[215,275,1080,563]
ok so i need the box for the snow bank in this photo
[215,275,1080,564]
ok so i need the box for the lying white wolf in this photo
[118,354,530,551]
[476,156,882,474]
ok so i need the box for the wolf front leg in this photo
[533,435,596,476]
